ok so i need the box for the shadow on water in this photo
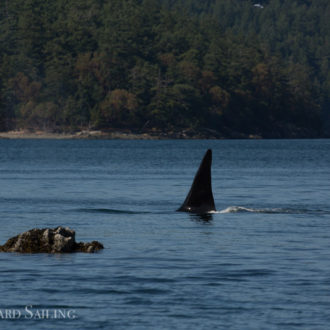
[189,213,213,223]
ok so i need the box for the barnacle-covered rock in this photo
[0,227,103,253]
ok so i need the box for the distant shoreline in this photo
[0,130,160,140]
[0,129,325,140]
[0,129,233,140]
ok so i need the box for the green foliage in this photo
[99,89,139,128]
[0,0,327,136]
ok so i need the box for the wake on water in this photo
[216,206,285,214]
[216,206,329,215]
[76,206,329,216]
[217,206,257,214]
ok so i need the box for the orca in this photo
[177,149,216,213]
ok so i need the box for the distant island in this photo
[1,0,329,138]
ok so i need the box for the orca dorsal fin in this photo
[177,149,216,213]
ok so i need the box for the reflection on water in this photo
[189,213,214,222]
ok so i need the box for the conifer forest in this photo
[1,0,329,137]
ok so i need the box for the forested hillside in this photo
[0,0,329,137]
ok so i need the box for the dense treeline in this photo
[0,0,328,137]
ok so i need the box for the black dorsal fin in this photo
[177,149,216,213]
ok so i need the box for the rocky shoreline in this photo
[0,128,229,140]
[0,126,322,140]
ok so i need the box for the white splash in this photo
[216,206,306,214]
[219,206,256,214]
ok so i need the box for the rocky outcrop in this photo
[0,227,103,253]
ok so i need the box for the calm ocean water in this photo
[0,139,329,329]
